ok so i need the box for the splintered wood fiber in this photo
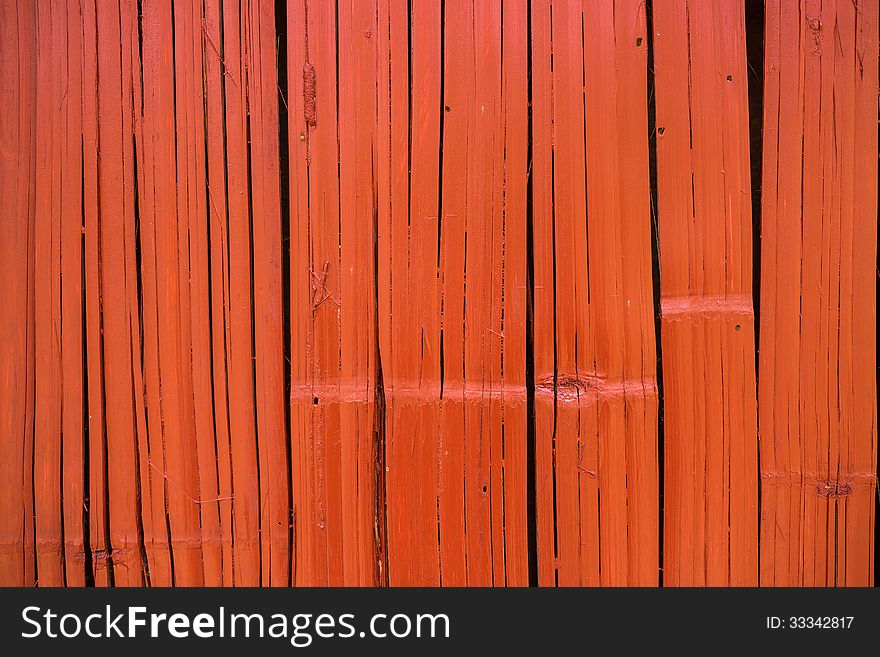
[0,0,876,587]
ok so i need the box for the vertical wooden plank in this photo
[120,0,158,587]
[378,0,528,586]
[382,0,443,587]
[203,0,235,587]
[337,0,380,586]
[80,0,109,588]
[130,0,173,588]
[584,0,660,586]
[291,0,381,587]
[435,0,475,586]
[759,0,803,586]
[299,0,343,585]
[59,0,86,587]
[529,0,556,587]
[246,0,290,587]
[288,2,387,586]
[536,0,600,587]
[221,0,261,586]
[499,0,530,587]
[532,0,659,587]
[611,0,660,586]
[140,0,204,586]
[94,0,145,586]
[584,0,629,588]
[288,0,315,586]
[0,0,37,586]
[464,0,502,586]
[169,0,225,586]
[167,0,208,586]
[33,0,65,586]
[760,0,878,586]
[654,0,759,586]
[847,0,878,586]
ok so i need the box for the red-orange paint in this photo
[0,0,875,588]
[654,0,759,586]
[759,0,878,586]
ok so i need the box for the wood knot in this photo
[556,374,595,393]
[817,481,852,498]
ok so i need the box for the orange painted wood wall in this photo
[0,0,876,587]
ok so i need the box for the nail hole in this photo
[636,37,643,47]
[657,127,665,135]
[481,485,487,494]
[735,324,742,331]
[726,74,733,81]
[444,106,451,112]
[313,396,319,405]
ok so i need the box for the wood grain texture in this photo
[0,0,875,588]
[376,0,529,586]
[654,0,759,586]
[0,0,37,587]
[531,0,659,586]
[288,0,380,586]
[759,0,878,586]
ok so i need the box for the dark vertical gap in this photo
[548,2,560,588]
[59,288,66,586]
[436,0,447,583]
[372,150,389,586]
[28,5,37,586]
[242,3,262,583]
[645,0,664,587]
[218,0,237,581]
[744,0,764,582]
[525,0,538,588]
[498,1,506,588]
[274,0,293,589]
[80,144,94,586]
[164,0,182,587]
[745,1,764,383]
[29,278,36,585]
[876,25,880,589]
[129,4,150,584]
[90,23,115,579]
[438,0,446,399]
[407,0,413,231]
[372,0,389,588]
[96,162,114,587]
[130,125,150,587]
[333,1,342,443]
[578,6,592,580]
[200,0,224,585]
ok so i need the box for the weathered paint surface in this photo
[0,0,876,587]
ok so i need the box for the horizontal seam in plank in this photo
[660,293,754,320]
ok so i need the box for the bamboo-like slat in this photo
[654,0,759,586]
[759,0,878,586]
